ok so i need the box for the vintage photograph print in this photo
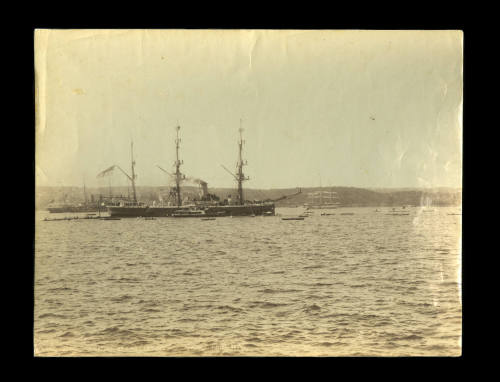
[34,30,462,356]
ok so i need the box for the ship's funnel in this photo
[185,176,209,197]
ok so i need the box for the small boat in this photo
[172,210,205,218]
[44,216,81,221]
[321,213,335,216]
[282,217,304,221]
[298,214,308,218]
[201,217,216,221]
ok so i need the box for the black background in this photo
[14,3,478,374]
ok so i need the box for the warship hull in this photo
[47,205,101,213]
[107,203,275,218]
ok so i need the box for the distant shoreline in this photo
[35,185,462,209]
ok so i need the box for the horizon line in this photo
[35,184,463,190]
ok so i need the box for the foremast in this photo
[236,123,249,205]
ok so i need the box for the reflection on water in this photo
[34,206,461,356]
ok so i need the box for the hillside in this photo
[35,185,462,210]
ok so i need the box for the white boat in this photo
[304,190,341,209]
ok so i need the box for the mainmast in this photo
[130,141,137,203]
[174,125,184,206]
[236,121,249,205]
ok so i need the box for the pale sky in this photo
[35,30,463,189]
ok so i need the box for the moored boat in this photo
[304,190,340,210]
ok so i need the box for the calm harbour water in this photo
[34,206,461,356]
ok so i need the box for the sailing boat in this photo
[303,173,340,210]
[47,178,101,213]
[304,189,341,210]
[421,194,434,212]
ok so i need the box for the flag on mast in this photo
[97,165,116,178]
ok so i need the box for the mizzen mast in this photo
[130,141,137,203]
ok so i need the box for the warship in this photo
[47,182,103,213]
[106,126,275,218]
[47,203,101,213]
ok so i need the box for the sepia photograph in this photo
[34,29,463,356]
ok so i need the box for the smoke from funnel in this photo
[184,176,204,184]
[185,176,208,197]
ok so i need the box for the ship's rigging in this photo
[221,123,249,205]
[96,141,138,203]
[173,125,185,206]
[96,123,291,213]
[156,126,217,204]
